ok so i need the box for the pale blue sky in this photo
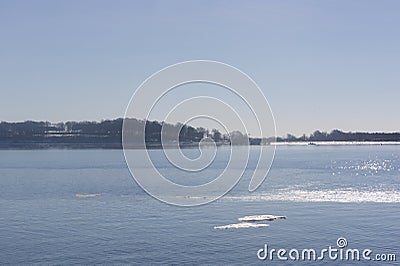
[1,0,399,136]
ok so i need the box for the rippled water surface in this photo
[0,146,399,265]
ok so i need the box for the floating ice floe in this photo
[238,214,287,222]
[214,222,269,230]
[75,193,100,198]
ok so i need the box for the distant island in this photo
[0,118,399,149]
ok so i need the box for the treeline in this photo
[0,118,247,149]
[277,129,400,142]
[0,119,122,140]
[1,119,399,149]
[0,119,123,148]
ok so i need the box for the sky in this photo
[1,0,399,136]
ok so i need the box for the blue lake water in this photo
[0,146,399,265]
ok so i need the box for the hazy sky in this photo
[1,1,399,136]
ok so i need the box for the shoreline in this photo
[1,141,400,150]
[271,141,400,146]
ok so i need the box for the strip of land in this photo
[0,119,399,149]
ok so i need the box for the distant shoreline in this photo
[272,141,400,146]
[1,119,400,149]
[1,140,400,150]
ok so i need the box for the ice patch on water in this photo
[75,193,100,198]
[214,222,269,230]
[225,189,400,203]
[238,214,286,222]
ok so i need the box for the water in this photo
[0,146,399,265]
